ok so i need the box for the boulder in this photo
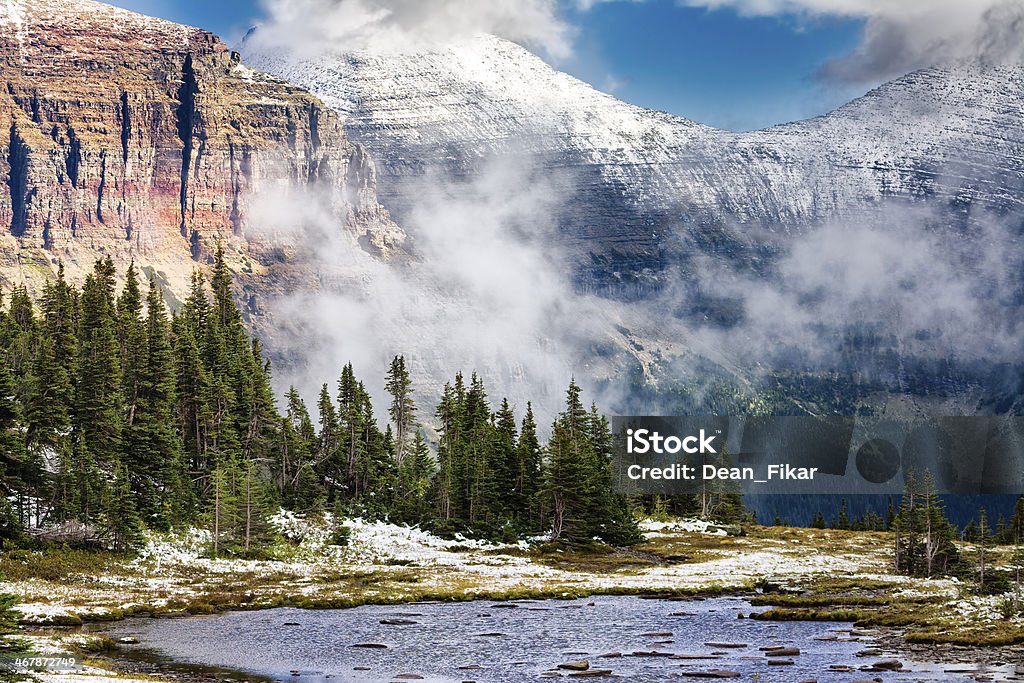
[870,660,903,671]
[557,661,589,671]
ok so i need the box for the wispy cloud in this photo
[680,0,1024,83]
[249,0,574,59]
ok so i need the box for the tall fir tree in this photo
[385,355,415,466]
[514,402,542,531]
[73,259,124,534]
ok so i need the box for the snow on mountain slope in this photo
[243,34,1024,237]
[242,33,1024,414]
[241,35,1024,313]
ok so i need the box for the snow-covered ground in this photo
[2,514,896,625]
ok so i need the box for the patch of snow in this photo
[640,518,730,536]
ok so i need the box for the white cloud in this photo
[250,0,574,59]
[248,156,623,426]
[247,0,1024,85]
[678,0,1024,83]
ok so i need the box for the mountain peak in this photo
[242,32,709,153]
[2,0,206,55]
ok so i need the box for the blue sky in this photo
[107,0,870,131]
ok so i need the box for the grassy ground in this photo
[3,520,1023,657]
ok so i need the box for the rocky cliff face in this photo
[0,0,402,301]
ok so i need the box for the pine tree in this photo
[543,380,637,545]
[515,402,542,531]
[0,354,35,535]
[105,462,145,551]
[545,381,591,542]
[462,373,495,526]
[24,334,72,452]
[209,458,237,557]
[0,591,28,676]
[433,381,460,521]
[1011,496,1024,545]
[25,266,78,462]
[811,511,826,529]
[173,270,210,475]
[118,262,146,429]
[123,277,192,527]
[977,506,992,590]
[74,259,123,473]
[397,429,435,523]
[315,383,341,497]
[4,285,36,394]
[238,456,275,554]
[893,471,958,577]
[584,403,640,545]
[920,472,958,577]
[278,387,322,509]
[832,499,850,530]
[385,355,415,466]
[336,364,365,498]
[491,398,518,522]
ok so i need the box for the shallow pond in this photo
[96,596,1006,682]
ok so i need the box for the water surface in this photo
[97,596,1000,682]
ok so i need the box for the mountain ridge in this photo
[241,33,1024,414]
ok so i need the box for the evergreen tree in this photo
[24,334,72,453]
[278,387,322,509]
[315,383,341,497]
[920,473,958,577]
[105,462,144,551]
[172,273,211,475]
[210,458,237,557]
[543,380,638,545]
[336,364,365,498]
[74,259,123,472]
[117,262,146,430]
[893,471,958,577]
[433,381,460,521]
[1010,496,1024,545]
[977,506,992,590]
[238,456,275,554]
[462,373,495,526]
[832,499,851,530]
[0,258,678,556]
[0,356,34,534]
[124,278,191,527]
[0,591,28,679]
[385,355,415,465]
[514,402,542,531]
[584,403,640,545]
[397,429,434,523]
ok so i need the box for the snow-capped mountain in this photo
[243,34,1024,414]
[243,35,1024,292]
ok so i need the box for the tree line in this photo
[0,251,639,554]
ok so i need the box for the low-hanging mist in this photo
[247,158,636,426]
